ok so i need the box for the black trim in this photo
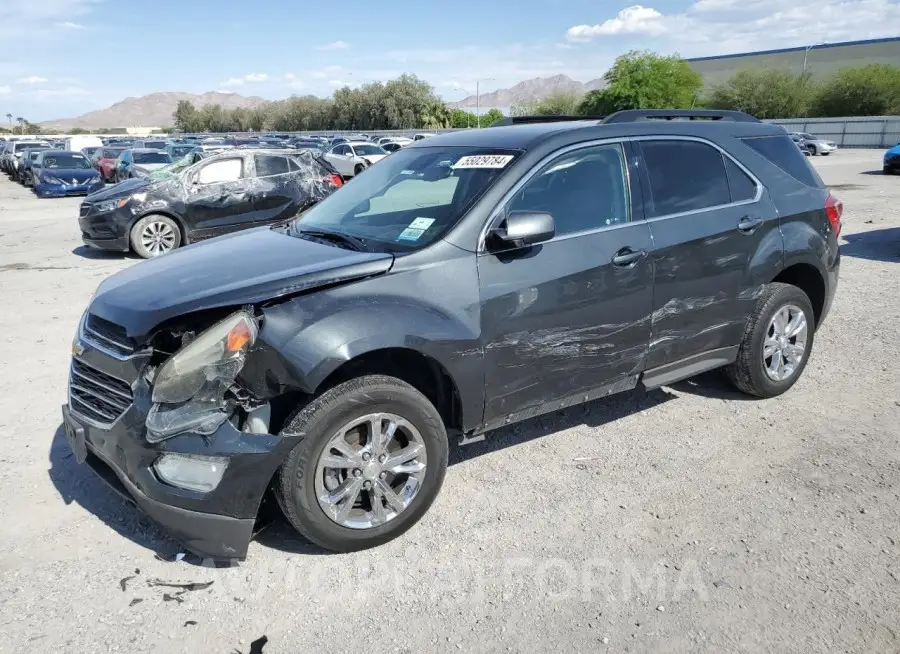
[604,110,760,124]
[640,346,739,389]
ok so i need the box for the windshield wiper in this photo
[294,227,369,252]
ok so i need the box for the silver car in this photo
[791,132,837,156]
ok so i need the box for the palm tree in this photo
[5,113,11,132]
[16,117,25,135]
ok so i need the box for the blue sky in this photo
[1,0,898,121]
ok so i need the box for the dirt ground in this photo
[0,150,898,653]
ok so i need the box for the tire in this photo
[885,166,895,175]
[129,214,182,258]
[807,145,817,156]
[354,163,365,176]
[821,152,830,156]
[276,375,449,553]
[725,282,815,398]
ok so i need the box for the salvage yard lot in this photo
[0,150,898,653]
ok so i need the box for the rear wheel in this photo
[726,283,815,398]
[806,144,817,156]
[354,163,365,176]
[276,375,448,552]
[129,214,181,258]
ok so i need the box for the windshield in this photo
[290,146,520,252]
[143,141,166,149]
[14,142,46,152]
[351,145,385,156]
[28,148,49,159]
[102,148,125,158]
[169,145,196,157]
[799,133,816,140]
[149,154,197,182]
[43,153,92,169]
[134,151,172,164]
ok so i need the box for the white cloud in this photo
[566,6,667,41]
[17,76,49,84]
[55,21,85,29]
[564,0,900,54]
[0,0,102,40]
[317,40,349,50]
[32,86,88,99]
[221,73,269,87]
[311,71,327,79]
[0,85,10,95]
[328,80,344,86]
[284,73,295,80]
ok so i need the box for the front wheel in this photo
[130,214,181,258]
[807,145,817,156]
[353,163,365,176]
[725,283,815,398]
[276,375,448,552]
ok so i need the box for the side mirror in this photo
[354,198,371,215]
[488,211,555,250]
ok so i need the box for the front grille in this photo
[83,314,136,356]
[69,359,134,426]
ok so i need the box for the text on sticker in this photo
[451,155,514,169]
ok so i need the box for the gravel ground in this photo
[0,150,898,653]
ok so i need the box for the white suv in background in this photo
[324,141,388,178]
[791,132,837,156]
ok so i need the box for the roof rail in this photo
[602,109,760,123]
[491,115,604,127]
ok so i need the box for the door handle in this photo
[612,248,648,267]
[737,216,763,233]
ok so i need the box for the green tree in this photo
[810,64,900,117]
[706,69,816,119]
[512,91,582,117]
[69,127,88,135]
[173,100,198,131]
[479,107,504,126]
[577,50,702,115]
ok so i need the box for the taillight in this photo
[326,173,343,188]
[825,193,843,236]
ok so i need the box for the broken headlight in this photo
[145,311,257,442]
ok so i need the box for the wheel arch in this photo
[128,210,189,247]
[314,347,464,434]
[771,262,826,327]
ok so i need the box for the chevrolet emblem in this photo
[72,339,85,357]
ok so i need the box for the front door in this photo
[183,156,255,237]
[478,142,654,426]
[634,138,781,369]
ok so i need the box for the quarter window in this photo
[506,143,630,236]
[255,155,289,177]
[639,140,731,217]
[724,156,757,202]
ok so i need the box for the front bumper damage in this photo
[63,337,292,560]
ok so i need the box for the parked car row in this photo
[790,132,838,156]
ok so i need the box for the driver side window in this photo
[197,158,243,185]
[506,143,630,236]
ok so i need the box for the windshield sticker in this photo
[451,154,514,169]
[397,227,426,242]
[408,217,435,230]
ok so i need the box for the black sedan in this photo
[79,149,343,258]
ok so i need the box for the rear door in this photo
[478,141,654,425]
[250,154,297,223]
[635,137,780,369]
[182,156,256,237]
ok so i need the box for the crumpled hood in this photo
[87,177,149,200]
[89,227,394,339]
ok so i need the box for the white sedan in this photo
[323,141,388,178]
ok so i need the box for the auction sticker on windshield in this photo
[451,154,514,169]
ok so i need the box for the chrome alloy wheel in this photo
[763,304,808,382]
[140,220,177,256]
[314,413,428,529]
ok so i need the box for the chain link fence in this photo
[766,116,900,148]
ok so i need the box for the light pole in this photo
[475,78,495,128]
[802,42,827,74]
[452,86,475,127]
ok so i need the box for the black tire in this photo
[353,163,365,176]
[276,375,449,553]
[129,214,182,258]
[884,166,894,175]
[725,282,815,398]
[807,145,817,156]
[821,152,830,156]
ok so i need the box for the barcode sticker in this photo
[451,154,514,169]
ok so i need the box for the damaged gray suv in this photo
[63,110,841,558]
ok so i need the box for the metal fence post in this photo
[880,119,888,148]
[841,120,848,148]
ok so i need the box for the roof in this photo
[408,114,786,151]
[687,36,900,63]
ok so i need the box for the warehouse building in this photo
[688,37,900,89]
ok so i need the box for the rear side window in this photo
[197,158,243,184]
[639,140,731,217]
[255,154,289,177]
[724,156,758,202]
[740,135,824,188]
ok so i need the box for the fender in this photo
[253,249,485,430]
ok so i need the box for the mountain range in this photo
[448,75,606,109]
[40,92,267,130]
[39,75,606,129]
